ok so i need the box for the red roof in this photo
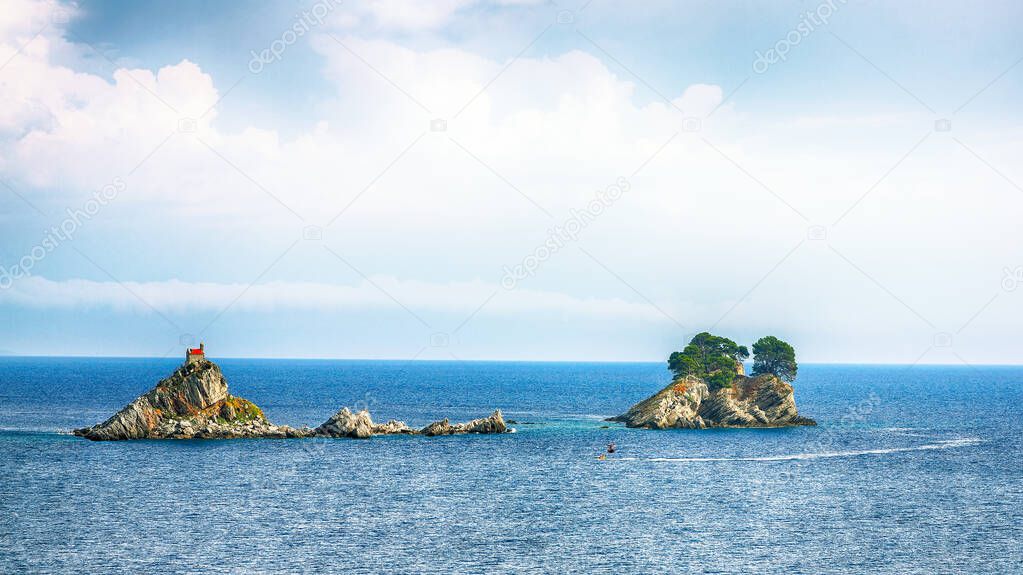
[188,348,204,355]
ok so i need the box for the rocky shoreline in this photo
[607,374,816,429]
[73,359,507,441]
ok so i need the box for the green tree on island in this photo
[751,335,798,382]
[668,332,749,390]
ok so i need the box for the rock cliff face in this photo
[74,359,510,441]
[608,374,815,429]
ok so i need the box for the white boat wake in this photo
[617,437,982,463]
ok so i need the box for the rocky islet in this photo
[73,359,508,441]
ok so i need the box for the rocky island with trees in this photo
[609,333,815,429]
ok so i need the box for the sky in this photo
[0,0,1021,364]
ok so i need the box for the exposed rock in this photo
[313,407,374,439]
[420,418,454,437]
[608,374,815,429]
[372,419,416,435]
[455,409,506,434]
[420,410,507,436]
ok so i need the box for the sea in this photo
[0,357,1020,574]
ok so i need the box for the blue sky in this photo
[1,0,1021,363]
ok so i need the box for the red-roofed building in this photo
[186,342,205,364]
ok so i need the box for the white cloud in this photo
[349,0,475,31]
[328,0,547,32]
[0,275,672,324]
[0,13,737,232]
[0,0,68,37]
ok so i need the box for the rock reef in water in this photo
[608,374,816,429]
[314,407,506,438]
[73,359,508,441]
[419,410,507,436]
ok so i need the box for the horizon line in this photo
[0,353,1020,368]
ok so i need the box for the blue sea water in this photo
[0,358,1021,574]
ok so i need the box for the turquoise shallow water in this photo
[1,358,1021,573]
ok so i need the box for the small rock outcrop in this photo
[372,419,416,435]
[420,410,507,436]
[608,374,815,429]
[457,409,507,434]
[313,407,374,439]
[74,358,509,441]
[420,418,455,437]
